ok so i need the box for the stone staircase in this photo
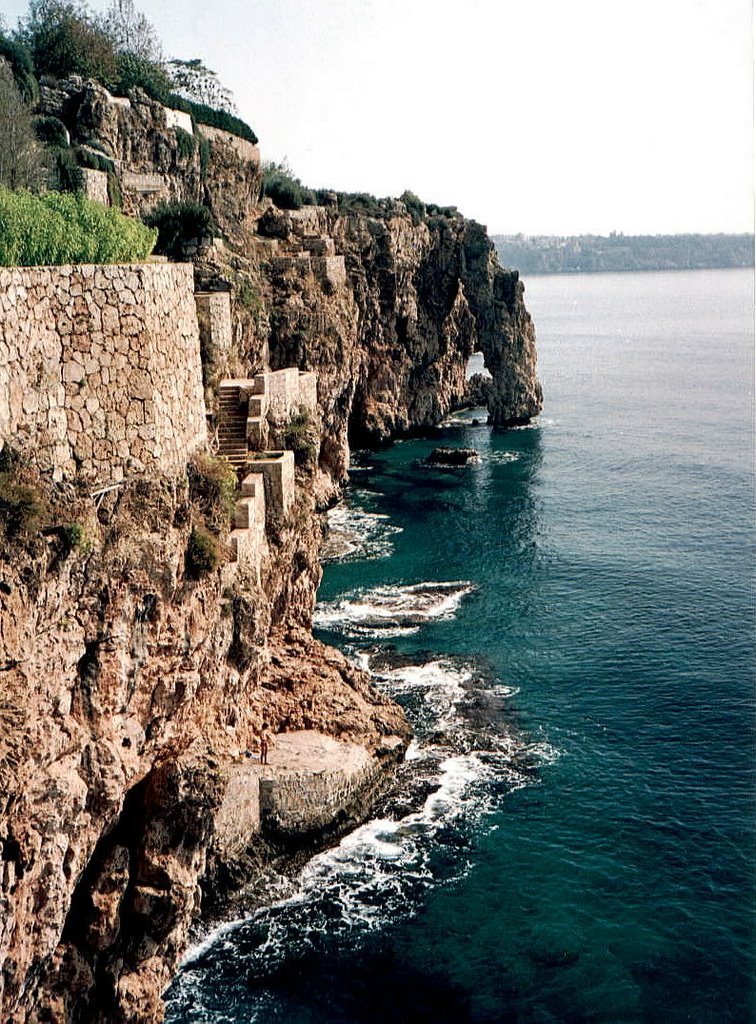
[217,383,250,467]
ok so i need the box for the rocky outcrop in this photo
[427,447,480,466]
[44,78,542,492]
[229,200,542,502]
[0,473,408,1024]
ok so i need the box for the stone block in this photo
[81,169,109,206]
[243,450,295,518]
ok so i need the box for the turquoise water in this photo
[167,268,754,1023]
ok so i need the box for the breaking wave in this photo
[313,581,476,637]
[168,654,548,1023]
[320,501,402,562]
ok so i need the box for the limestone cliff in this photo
[0,75,542,1024]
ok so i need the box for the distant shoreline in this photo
[493,233,754,276]
[512,264,755,277]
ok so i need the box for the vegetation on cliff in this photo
[0,0,258,198]
[0,184,156,264]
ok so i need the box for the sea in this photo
[166,268,755,1024]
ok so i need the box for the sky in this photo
[3,0,754,235]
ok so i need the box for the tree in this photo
[0,61,45,191]
[168,57,236,113]
[20,0,118,84]
[0,30,37,103]
[98,0,162,62]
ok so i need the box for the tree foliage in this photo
[19,0,119,84]
[142,199,214,260]
[0,30,37,102]
[0,62,46,191]
[98,0,161,62]
[115,49,172,100]
[262,161,315,210]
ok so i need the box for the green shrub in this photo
[115,50,173,101]
[262,162,315,211]
[426,203,458,218]
[142,199,213,260]
[0,185,157,265]
[186,525,221,577]
[198,133,210,181]
[60,521,92,555]
[236,279,260,313]
[400,189,426,225]
[174,126,195,160]
[188,452,237,524]
[283,410,318,467]
[33,115,69,148]
[165,93,258,145]
[337,191,384,214]
[51,147,82,192]
[0,474,47,538]
[106,168,122,207]
[75,146,115,172]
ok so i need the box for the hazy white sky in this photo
[4,0,754,234]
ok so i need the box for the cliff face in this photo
[0,473,407,1024]
[0,78,542,1024]
[214,202,542,502]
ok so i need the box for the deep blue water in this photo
[167,268,755,1023]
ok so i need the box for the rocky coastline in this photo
[0,76,542,1023]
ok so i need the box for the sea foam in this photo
[314,580,476,638]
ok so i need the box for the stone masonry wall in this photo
[81,168,109,206]
[0,263,207,482]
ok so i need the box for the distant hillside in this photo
[493,233,754,274]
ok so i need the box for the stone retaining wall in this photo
[245,451,295,517]
[164,106,194,135]
[0,263,207,482]
[212,732,384,853]
[198,125,260,166]
[313,254,347,288]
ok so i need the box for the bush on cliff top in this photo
[262,161,315,210]
[142,199,214,260]
[0,185,156,265]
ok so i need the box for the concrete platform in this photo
[213,730,382,854]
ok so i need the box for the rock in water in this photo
[426,447,480,466]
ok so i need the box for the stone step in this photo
[234,496,256,529]
[240,475,260,497]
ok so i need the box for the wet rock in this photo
[427,447,480,466]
